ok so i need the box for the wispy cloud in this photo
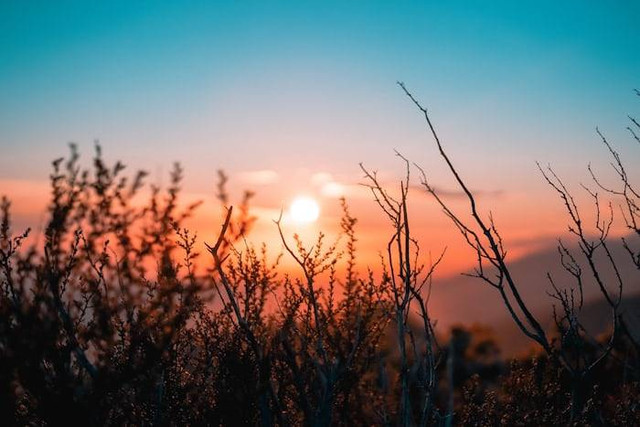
[320,182,345,197]
[319,175,506,201]
[237,170,280,185]
[310,172,333,186]
[310,172,363,199]
[410,184,505,200]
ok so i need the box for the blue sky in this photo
[1,1,639,195]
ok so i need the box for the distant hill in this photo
[487,293,640,357]
[429,234,640,356]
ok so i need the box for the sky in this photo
[1,1,639,284]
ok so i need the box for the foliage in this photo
[1,88,638,425]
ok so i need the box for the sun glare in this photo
[289,196,320,224]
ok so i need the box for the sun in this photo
[289,196,320,224]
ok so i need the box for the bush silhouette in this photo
[1,87,639,425]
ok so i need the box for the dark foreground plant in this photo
[1,87,638,425]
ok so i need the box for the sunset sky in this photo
[1,1,639,288]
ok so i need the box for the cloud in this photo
[310,172,333,186]
[309,172,368,199]
[320,182,345,198]
[311,172,351,198]
[238,170,280,185]
[410,184,504,200]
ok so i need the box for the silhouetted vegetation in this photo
[1,88,638,425]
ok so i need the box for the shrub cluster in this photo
[2,87,639,425]
[0,143,638,426]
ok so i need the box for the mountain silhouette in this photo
[430,234,640,355]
